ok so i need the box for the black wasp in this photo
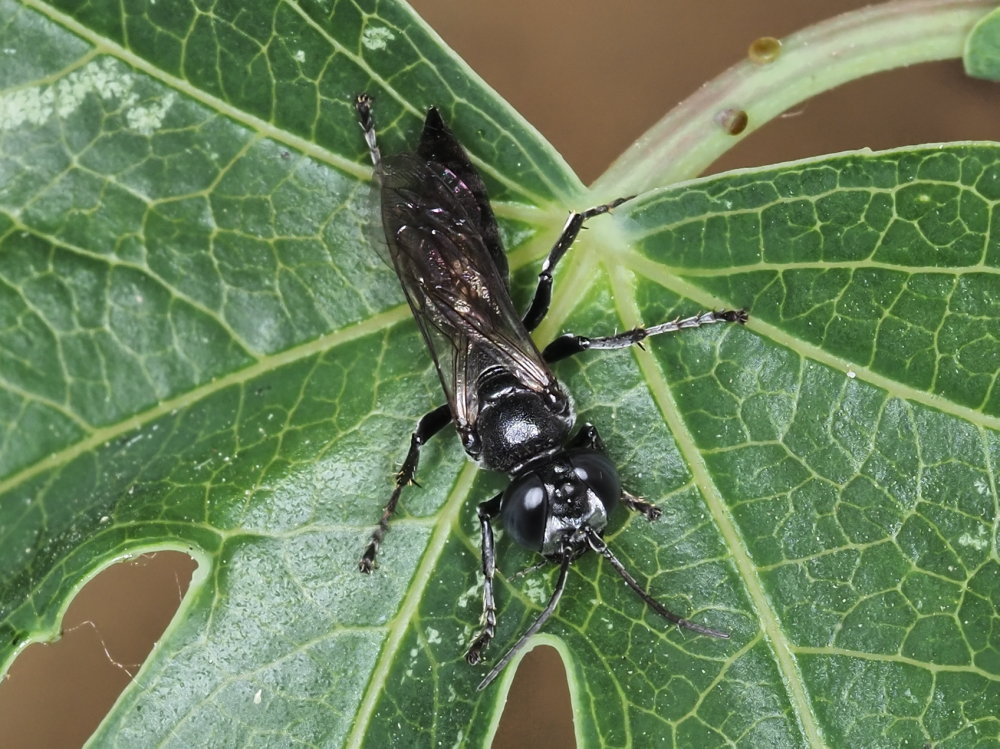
[354,94,746,690]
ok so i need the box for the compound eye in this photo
[500,473,549,551]
[568,452,621,514]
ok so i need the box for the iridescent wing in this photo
[375,109,559,437]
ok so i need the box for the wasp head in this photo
[500,450,621,558]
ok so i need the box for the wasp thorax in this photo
[475,386,572,473]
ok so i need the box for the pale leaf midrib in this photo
[605,259,826,748]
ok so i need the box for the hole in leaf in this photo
[494,645,575,747]
[0,552,196,747]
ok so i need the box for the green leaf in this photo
[2,1,999,748]
[966,8,1000,80]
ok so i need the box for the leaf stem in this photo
[592,0,998,198]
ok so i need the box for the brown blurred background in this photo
[3,1,999,747]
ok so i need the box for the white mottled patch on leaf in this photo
[125,92,176,136]
[957,529,988,550]
[521,575,547,606]
[362,26,395,51]
[0,57,174,136]
[1,58,123,129]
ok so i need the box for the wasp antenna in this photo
[585,530,729,639]
[476,553,573,691]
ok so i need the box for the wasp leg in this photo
[359,403,452,572]
[621,490,663,521]
[542,309,748,363]
[521,197,634,332]
[466,492,503,665]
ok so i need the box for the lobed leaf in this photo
[1,1,998,747]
